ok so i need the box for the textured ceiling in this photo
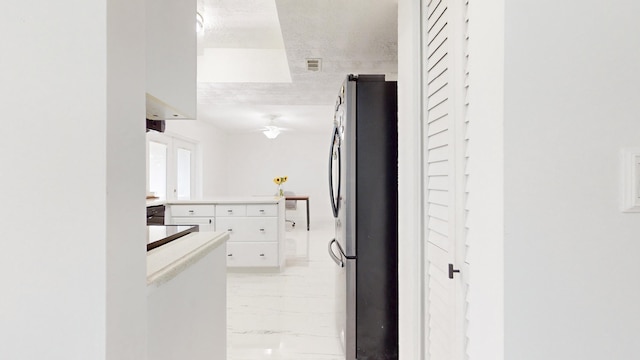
[196,0,398,134]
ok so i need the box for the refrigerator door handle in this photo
[328,239,345,268]
[328,127,341,218]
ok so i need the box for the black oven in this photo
[146,205,165,225]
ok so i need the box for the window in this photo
[176,147,192,199]
[148,140,168,199]
[146,132,197,200]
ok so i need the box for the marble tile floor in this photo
[227,220,344,360]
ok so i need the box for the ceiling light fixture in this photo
[196,12,204,33]
[263,125,281,139]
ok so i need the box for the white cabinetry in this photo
[146,0,196,120]
[218,203,284,269]
[165,199,285,270]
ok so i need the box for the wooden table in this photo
[285,195,310,231]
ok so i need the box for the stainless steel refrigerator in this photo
[328,74,398,360]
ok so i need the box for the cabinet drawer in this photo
[170,205,215,217]
[146,205,165,217]
[216,217,277,242]
[169,217,214,231]
[246,204,277,217]
[216,205,246,217]
[226,242,278,267]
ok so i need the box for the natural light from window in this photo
[149,141,168,199]
[176,147,192,199]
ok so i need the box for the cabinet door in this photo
[170,217,214,231]
[146,0,196,120]
[226,242,278,267]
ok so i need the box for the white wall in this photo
[165,120,229,197]
[0,1,146,359]
[503,1,640,359]
[224,131,334,224]
[166,121,332,225]
[107,0,147,358]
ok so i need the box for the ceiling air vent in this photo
[306,58,322,72]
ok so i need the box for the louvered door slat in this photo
[427,1,447,31]
[427,0,443,19]
[427,89,448,112]
[428,175,449,191]
[427,66,448,97]
[428,160,449,176]
[428,144,449,164]
[428,117,449,137]
[428,217,449,237]
[427,230,448,250]
[427,101,448,123]
[428,189,448,206]
[428,130,449,149]
[428,36,448,64]
[428,202,449,221]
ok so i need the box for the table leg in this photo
[306,199,310,231]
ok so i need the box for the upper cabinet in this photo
[146,0,197,120]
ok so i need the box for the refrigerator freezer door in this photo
[328,238,347,357]
[344,258,356,360]
[328,238,356,360]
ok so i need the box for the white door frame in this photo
[398,0,426,358]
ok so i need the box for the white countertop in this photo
[146,198,166,207]
[146,196,283,207]
[147,230,229,287]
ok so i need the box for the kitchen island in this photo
[147,230,229,360]
[163,197,286,270]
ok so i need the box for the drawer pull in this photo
[188,210,194,213]
[259,253,265,257]
[259,209,265,213]
[227,253,233,257]
[259,228,265,232]
[227,228,233,232]
[227,210,233,213]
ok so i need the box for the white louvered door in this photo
[423,0,470,359]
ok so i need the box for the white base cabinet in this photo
[166,198,285,270]
[226,242,279,267]
[147,233,227,360]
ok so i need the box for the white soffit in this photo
[197,48,292,83]
[197,0,291,83]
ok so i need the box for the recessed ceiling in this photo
[196,0,398,134]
